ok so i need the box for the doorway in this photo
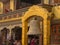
[1,27,9,45]
[11,26,22,45]
[27,16,43,45]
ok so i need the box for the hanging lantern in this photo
[27,18,40,35]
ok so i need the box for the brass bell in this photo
[27,18,40,35]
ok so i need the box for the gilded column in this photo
[10,0,15,11]
[22,20,28,45]
[43,18,50,45]
[43,19,48,45]
[0,1,3,14]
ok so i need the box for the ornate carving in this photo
[47,12,55,20]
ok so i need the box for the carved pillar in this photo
[0,1,3,14]
[8,25,14,35]
[10,0,15,11]
[22,21,28,45]
[43,18,50,45]
[47,20,50,45]
[43,19,48,45]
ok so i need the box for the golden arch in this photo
[22,5,50,45]
[22,5,48,21]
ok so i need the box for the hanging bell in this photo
[27,18,40,35]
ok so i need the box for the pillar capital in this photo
[0,1,3,14]
[10,0,15,11]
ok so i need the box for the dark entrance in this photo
[1,27,9,45]
[12,26,22,45]
[27,16,43,45]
